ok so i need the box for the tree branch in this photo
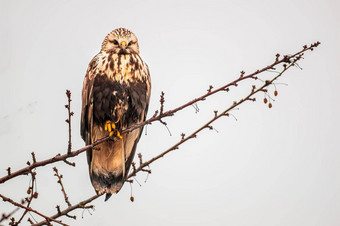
[65,90,73,154]
[0,42,320,185]
[53,167,72,207]
[128,53,301,178]
[0,42,320,225]
[0,194,68,226]
[32,195,97,226]
[14,171,37,225]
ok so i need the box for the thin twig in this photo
[0,208,19,223]
[15,171,37,225]
[65,90,73,154]
[53,167,72,207]
[33,194,98,226]
[0,194,68,226]
[0,136,109,184]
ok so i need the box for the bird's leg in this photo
[104,120,122,139]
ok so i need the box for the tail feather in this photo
[105,193,112,201]
[90,171,124,196]
[87,125,141,201]
[88,128,126,198]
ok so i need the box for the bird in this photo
[80,28,151,201]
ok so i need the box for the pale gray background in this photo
[0,0,339,225]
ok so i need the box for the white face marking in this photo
[101,28,139,54]
[87,28,150,85]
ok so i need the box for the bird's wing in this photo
[123,64,151,175]
[81,56,98,164]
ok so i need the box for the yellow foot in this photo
[104,120,116,132]
[104,120,122,139]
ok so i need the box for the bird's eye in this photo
[128,41,133,46]
[113,40,119,45]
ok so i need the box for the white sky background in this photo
[0,0,339,225]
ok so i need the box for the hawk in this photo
[81,28,151,201]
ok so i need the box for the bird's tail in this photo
[90,171,124,201]
[105,193,112,201]
[89,134,126,200]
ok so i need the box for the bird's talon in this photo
[105,120,116,132]
[117,132,122,139]
[105,120,111,131]
[105,120,121,138]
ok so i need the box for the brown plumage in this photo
[81,28,151,201]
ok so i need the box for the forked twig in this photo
[53,167,72,207]
[0,194,68,226]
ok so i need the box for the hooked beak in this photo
[120,41,127,49]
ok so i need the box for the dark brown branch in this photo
[0,208,19,223]
[53,167,72,207]
[27,218,35,224]
[31,152,37,164]
[0,135,109,184]
[63,159,76,167]
[56,205,76,220]
[15,171,37,225]
[6,167,11,176]
[137,153,143,166]
[65,90,73,154]
[33,194,98,226]
[0,194,68,226]
[159,91,165,114]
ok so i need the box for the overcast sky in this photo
[0,0,339,225]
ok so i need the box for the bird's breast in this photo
[90,52,150,129]
[96,52,149,84]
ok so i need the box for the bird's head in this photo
[101,28,139,55]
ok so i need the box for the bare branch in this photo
[121,42,320,135]
[53,167,72,207]
[159,91,165,115]
[33,195,98,226]
[0,42,320,225]
[0,208,19,223]
[0,194,68,226]
[15,171,37,225]
[0,42,320,184]
[6,167,11,176]
[0,136,108,184]
[65,90,73,154]
[127,53,303,179]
